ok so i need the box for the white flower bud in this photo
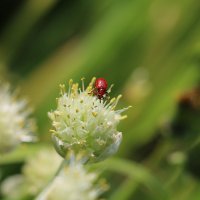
[48,78,130,163]
[23,148,62,195]
[0,84,36,153]
[36,156,108,200]
[1,148,63,199]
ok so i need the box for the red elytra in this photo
[94,78,108,99]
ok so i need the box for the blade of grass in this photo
[0,143,50,165]
[92,157,170,200]
[108,178,138,200]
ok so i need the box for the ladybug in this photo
[94,78,108,100]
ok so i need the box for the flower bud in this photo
[23,148,62,195]
[36,155,108,200]
[1,148,62,199]
[48,78,130,163]
[0,84,36,153]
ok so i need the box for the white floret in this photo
[48,78,130,162]
[0,84,36,153]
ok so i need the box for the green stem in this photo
[53,159,66,177]
[35,159,67,200]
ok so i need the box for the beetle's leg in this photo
[88,88,97,96]
[103,92,110,101]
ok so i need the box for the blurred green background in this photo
[1,0,200,199]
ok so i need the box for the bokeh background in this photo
[1,0,200,199]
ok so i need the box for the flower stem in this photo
[35,159,67,200]
[53,159,66,177]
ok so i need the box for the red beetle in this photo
[94,78,108,100]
